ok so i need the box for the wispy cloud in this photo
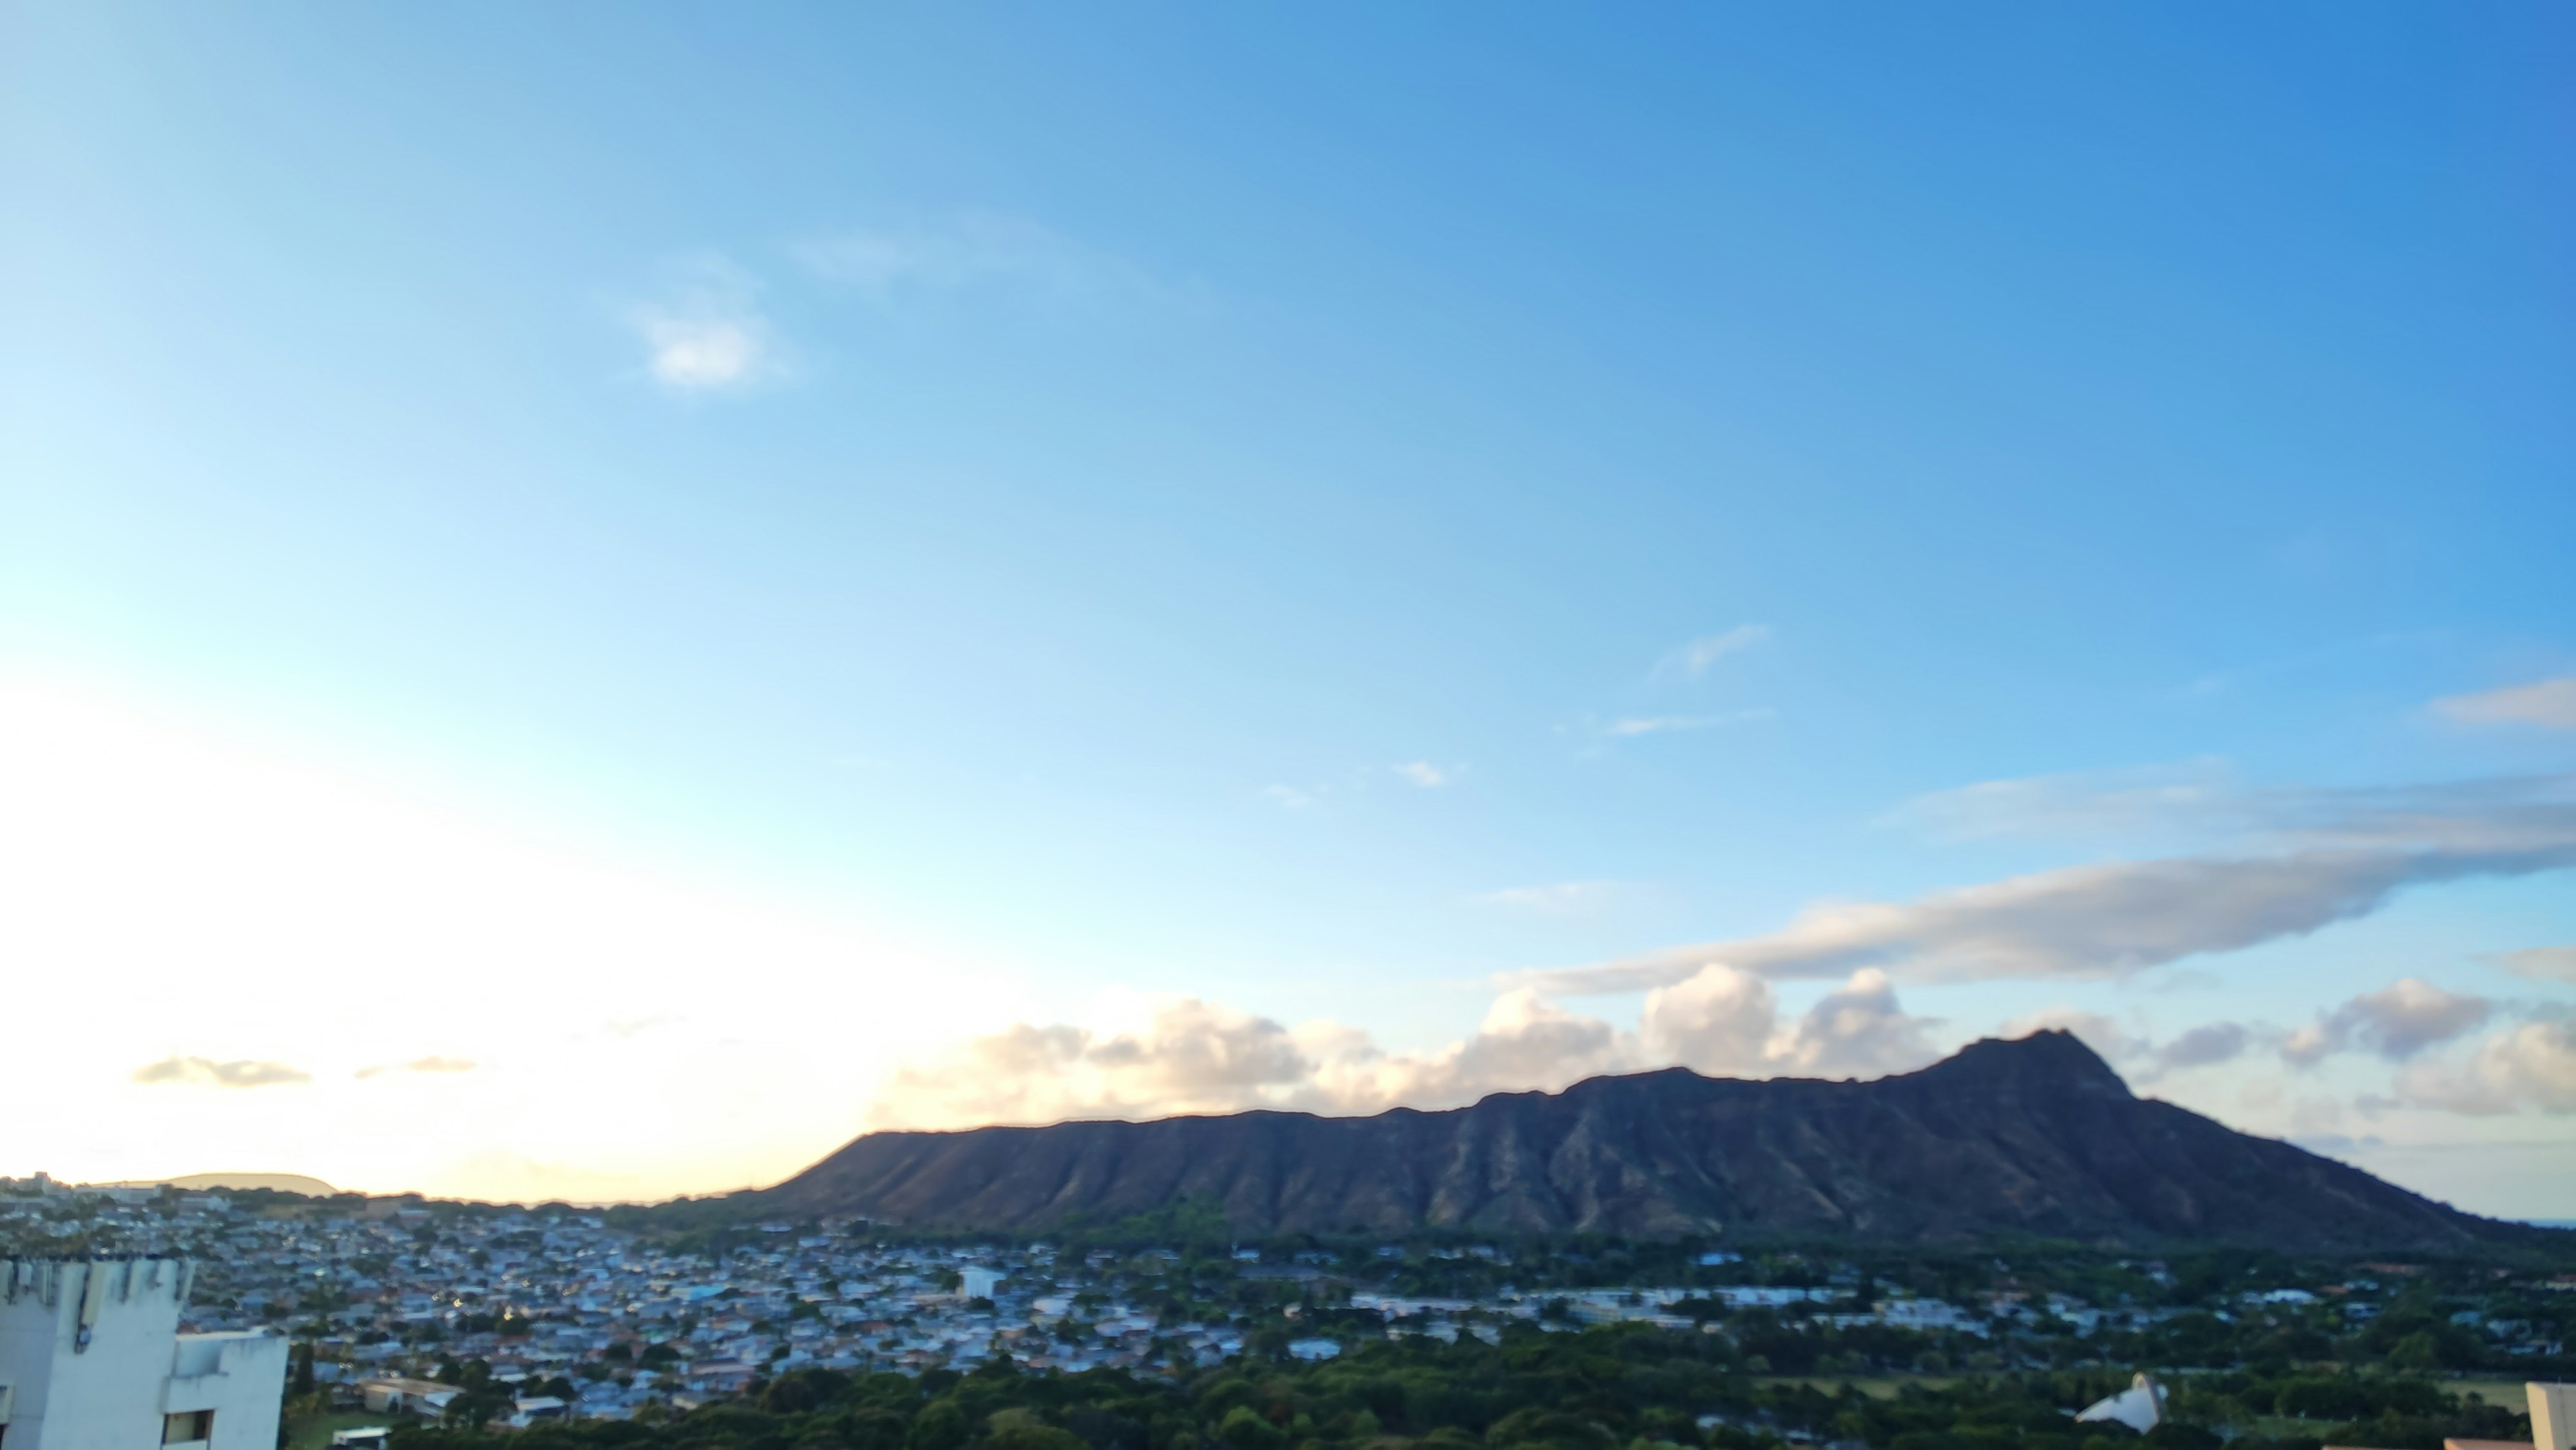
[1654,624,1771,681]
[627,256,782,393]
[1393,761,1454,787]
[131,1056,311,1089]
[2495,945,2576,984]
[1517,773,2576,996]
[1262,784,1316,811]
[1476,881,1638,915]
[355,1056,478,1080]
[1888,759,2235,841]
[792,212,1183,309]
[2437,677,2576,730]
[1606,708,1774,738]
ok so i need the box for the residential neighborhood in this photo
[1,1176,2567,1431]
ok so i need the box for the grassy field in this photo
[2447,1382,2536,1409]
[285,1410,397,1450]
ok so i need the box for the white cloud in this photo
[1640,964,1941,1080]
[2436,677,2576,730]
[1640,964,1779,1074]
[1766,968,1942,1078]
[2496,945,2576,984]
[636,311,765,390]
[2283,978,2493,1067]
[627,258,781,393]
[2392,1021,2576,1115]
[1605,709,1773,737]
[866,991,1640,1131]
[1324,989,1635,1113]
[1520,774,2576,996]
[869,1001,1313,1131]
[131,1057,311,1089]
[1654,625,1771,680]
[1394,761,1453,788]
[1475,881,1635,915]
[1261,784,1316,810]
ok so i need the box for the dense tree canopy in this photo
[385,1323,2535,1450]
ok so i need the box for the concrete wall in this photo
[3,1260,189,1450]
[186,1334,288,1450]
[0,1260,279,1450]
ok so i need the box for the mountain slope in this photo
[99,1173,340,1196]
[754,1031,2541,1250]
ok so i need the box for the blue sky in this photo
[4,4,2572,1210]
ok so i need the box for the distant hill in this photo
[101,1172,340,1196]
[751,1031,2555,1251]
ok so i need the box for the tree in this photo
[910,1400,969,1450]
[1219,1406,1289,1450]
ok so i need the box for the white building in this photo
[0,1259,287,1450]
[959,1268,1002,1301]
[2076,1374,2165,1435]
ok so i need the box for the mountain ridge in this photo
[746,1031,2555,1251]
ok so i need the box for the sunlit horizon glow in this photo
[6,672,2569,1215]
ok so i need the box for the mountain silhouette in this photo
[752,1031,2549,1249]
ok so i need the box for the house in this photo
[506,1397,568,1428]
[357,1377,457,1418]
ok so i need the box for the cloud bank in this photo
[875,769,2576,1136]
[1522,775,2576,995]
[866,991,1639,1132]
[870,966,1953,1132]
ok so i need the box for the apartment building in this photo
[0,1259,286,1450]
